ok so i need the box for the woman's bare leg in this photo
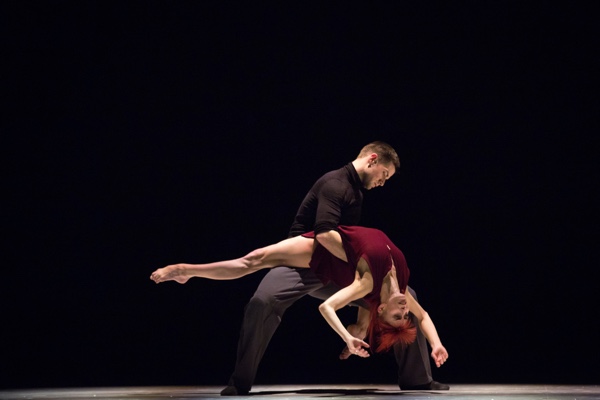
[150,235,314,284]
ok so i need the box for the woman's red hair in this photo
[368,304,417,353]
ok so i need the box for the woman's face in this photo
[379,293,410,328]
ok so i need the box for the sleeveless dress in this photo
[302,226,409,307]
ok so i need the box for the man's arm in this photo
[315,230,347,261]
[313,179,354,261]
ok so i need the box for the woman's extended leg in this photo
[150,235,314,284]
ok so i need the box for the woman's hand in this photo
[430,344,449,367]
[318,269,373,358]
[345,336,370,358]
[339,323,368,359]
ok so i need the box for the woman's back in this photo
[305,226,409,306]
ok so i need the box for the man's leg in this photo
[222,266,323,395]
[395,287,449,390]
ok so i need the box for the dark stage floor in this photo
[1,384,599,400]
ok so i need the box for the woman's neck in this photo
[380,268,401,303]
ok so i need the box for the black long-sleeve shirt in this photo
[288,163,363,237]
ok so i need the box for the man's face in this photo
[364,161,395,190]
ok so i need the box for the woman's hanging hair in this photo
[368,304,417,353]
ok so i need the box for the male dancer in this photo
[221,141,449,395]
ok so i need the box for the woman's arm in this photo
[406,291,449,367]
[318,269,373,357]
[339,306,370,360]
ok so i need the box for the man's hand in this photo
[431,344,449,367]
[339,323,368,360]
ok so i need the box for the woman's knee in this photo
[243,247,269,268]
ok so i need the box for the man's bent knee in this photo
[246,293,275,314]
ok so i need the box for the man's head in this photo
[353,141,400,190]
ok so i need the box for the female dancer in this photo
[150,226,448,366]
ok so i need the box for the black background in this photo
[3,1,598,390]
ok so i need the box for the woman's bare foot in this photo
[339,345,352,360]
[150,264,189,284]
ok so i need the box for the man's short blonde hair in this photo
[358,141,400,169]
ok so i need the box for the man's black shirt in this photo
[288,163,363,237]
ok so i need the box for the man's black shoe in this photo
[401,381,450,391]
[220,385,249,396]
